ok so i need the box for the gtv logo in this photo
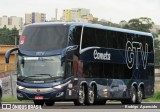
[125,41,148,69]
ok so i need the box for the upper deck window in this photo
[19,25,69,51]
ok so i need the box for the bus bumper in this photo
[17,88,67,101]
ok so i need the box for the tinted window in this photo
[65,61,73,78]
[81,26,153,51]
[82,27,96,49]
[95,29,107,48]
[83,62,132,79]
[103,63,132,79]
[146,36,153,52]
[116,32,126,49]
[20,25,69,51]
[68,26,82,46]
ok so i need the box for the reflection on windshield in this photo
[18,55,64,80]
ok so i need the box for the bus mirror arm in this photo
[66,45,78,52]
[63,45,79,55]
[5,47,18,64]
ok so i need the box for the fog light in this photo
[17,93,23,98]
[17,85,25,90]
[54,85,62,89]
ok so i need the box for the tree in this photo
[123,17,154,32]
[0,26,19,45]
[154,38,160,67]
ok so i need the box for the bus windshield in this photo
[18,55,64,80]
[19,25,69,51]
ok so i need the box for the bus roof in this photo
[26,22,153,37]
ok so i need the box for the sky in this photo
[0,0,159,24]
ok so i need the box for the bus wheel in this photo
[34,100,44,106]
[85,86,95,105]
[74,85,85,106]
[136,87,143,104]
[129,86,136,104]
[45,100,55,106]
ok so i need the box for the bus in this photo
[5,22,154,106]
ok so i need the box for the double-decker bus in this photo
[5,22,154,106]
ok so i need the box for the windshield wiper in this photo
[18,75,39,82]
[19,74,52,81]
[33,74,53,78]
[18,75,63,82]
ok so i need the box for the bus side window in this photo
[82,27,96,49]
[95,29,106,48]
[146,36,153,52]
[68,26,82,46]
[106,30,114,48]
[117,32,125,49]
[66,61,73,78]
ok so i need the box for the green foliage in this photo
[144,91,160,102]
[154,38,160,67]
[91,19,120,27]
[92,17,154,33]
[0,26,19,45]
[2,96,31,102]
[122,17,154,32]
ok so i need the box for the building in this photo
[62,8,94,22]
[25,12,46,24]
[0,16,23,30]
[62,9,72,22]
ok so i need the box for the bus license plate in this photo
[35,96,43,100]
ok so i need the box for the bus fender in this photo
[89,81,97,87]
[131,82,138,92]
[131,82,137,87]
[138,82,145,98]
[80,81,88,87]
[138,82,144,89]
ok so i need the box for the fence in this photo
[0,71,17,97]
[0,64,16,72]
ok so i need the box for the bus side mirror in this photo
[5,47,18,64]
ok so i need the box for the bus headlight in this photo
[17,85,25,90]
[54,85,62,89]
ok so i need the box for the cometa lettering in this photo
[93,49,111,60]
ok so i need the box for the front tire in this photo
[74,85,85,106]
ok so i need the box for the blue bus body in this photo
[5,22,154,106]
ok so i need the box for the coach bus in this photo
[5,22,154,106]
